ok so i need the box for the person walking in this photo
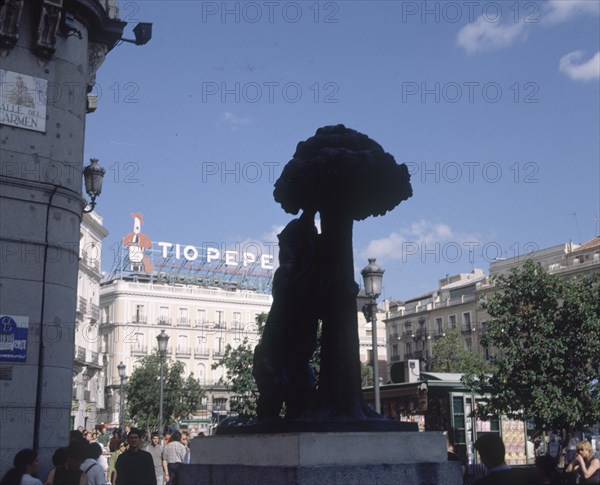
[80,444,106,485]
[161,431,186,485]
[44,441,87,485]
[565,440,600,484]
[0,449,43,485]
[144,433,164,485]
[114,428,156,485]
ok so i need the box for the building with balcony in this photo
[98,278,273,428]
[384,269,487,378]
[72,212,108,430]
[385,236,600,380]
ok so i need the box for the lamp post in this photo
[82,158,105,213]
[117,361,126,431]
[156,330,170,437]
[361,258,384,414]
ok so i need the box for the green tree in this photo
[430,327,491,375]
[212,338,258,417]
[361,362,373,387]
[470,260,600,434]
[126,352,205,431]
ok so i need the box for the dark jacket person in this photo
[474,434,534,485]
[115,428,157,485]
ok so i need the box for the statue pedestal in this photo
[180,432,463,485]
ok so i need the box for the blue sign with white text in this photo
[0,315,29,362]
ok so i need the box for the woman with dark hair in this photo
[0,449,42,485]
[161,432,186,485]
[44,441,87,485]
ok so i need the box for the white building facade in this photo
[98,279,272,428]
[72,212,108,430]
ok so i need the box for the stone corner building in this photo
[0,0,126,476]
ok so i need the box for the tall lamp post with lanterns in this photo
[156,330,170,437]
[361,258,384,414]
[117,362,127,431]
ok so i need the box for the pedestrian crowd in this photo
[448,432,600,485]
[1,426,194,485]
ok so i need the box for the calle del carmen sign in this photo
[122,213,274,277]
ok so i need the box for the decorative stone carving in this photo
[88,42,108,90]
[35,1,63,58]
[0,0,24,49]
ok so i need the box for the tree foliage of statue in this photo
[469,260,600,433]
[126,352,205,431]
[430,327,491,375]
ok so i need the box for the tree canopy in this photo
[126,352,205,432]
[470,260,600,433]
[429,327,491,375]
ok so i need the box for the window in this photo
[465,338,472,352]
[196,309,206,325]
[178,335,188,350]
[463,312,471,330]
[233,312,242,329]
[436,317,443,334]
[134,305,145,323]
[405,342,412,356]
[159,306,169,324]
[391,344,399,361]
[178,308,188,324]
[449,315,456,328]
[216,310,225,327]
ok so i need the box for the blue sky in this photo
[85,0,600,301]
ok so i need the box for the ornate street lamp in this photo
[156,330,170,437]
[82,158,105,213]
[117,361,127,431]
[361,258,384,413]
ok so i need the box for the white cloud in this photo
[456,0,599,54]
[361,219,480,262]
[456,16,528,54]
[217,111,251,131]
[559,51,600,81]
[543,0,600,25]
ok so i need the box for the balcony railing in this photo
[390,354,400,362]
[157,317,171,326]
[75,346,86,361]
[132,315,147,324]
[90,303,100,321]
[176,347,192,357]
[194,348,210,358]
[177,317,191,327]
[389,332,399,341]
[194,320,209,328]
[78,297,87,314]
[131,345,148,356]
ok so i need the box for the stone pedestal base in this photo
[180,432,462,485]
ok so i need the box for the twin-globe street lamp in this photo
[117,361,127,431]
[361,258,384,414]
[156,330,170,438]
